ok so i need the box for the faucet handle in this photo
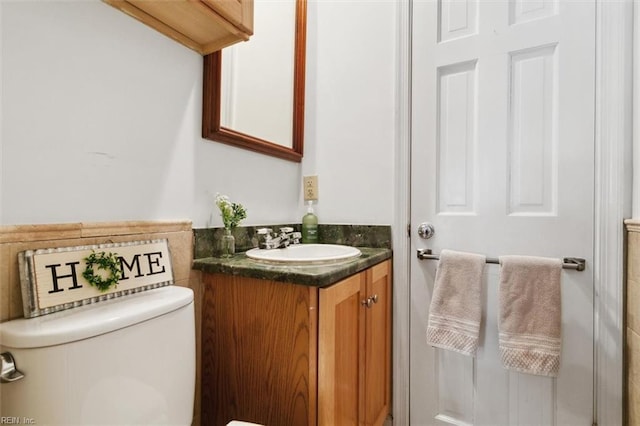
[257,228,275,249]
[289,231,302,245]
[279,227,294,234]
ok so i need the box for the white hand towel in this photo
[426,249,486,357]
[498,255,562,377]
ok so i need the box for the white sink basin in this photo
[245,244,361,265]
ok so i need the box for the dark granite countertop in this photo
[192,247,392,287]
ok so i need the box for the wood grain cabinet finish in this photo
[201,260,391,426]
[103,0,253,55]
[319,260,391,426]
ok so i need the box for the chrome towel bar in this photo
[416,249,586,271]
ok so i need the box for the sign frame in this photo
[18,239,174,318]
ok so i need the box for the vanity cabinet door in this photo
[318,260,391,426]
[363,260,391,426]
[318,272,366,425]
[201,273,318,426]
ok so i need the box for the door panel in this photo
[365,261,392,426]
[410,1,595,424]
[318,273,365,426]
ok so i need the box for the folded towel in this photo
[426,249,486,356]
[498,255,562,377]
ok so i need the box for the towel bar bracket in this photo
[416,249,586,272]
[563,257,586,271]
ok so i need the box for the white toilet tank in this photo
[0,286,195,426]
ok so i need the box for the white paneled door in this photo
[410,1,595,425]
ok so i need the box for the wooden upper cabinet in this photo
[201,0,253,33]
[103,0,254,55]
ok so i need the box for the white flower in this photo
[215,193,247,230]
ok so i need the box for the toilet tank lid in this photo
[0,286,193,349]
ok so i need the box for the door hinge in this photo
[407,223,411,238]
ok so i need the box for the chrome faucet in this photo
[257,227,301,249]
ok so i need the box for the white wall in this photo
[305,1,396,224]
[0,0,395,228]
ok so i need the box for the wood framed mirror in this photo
[202,0,306,162]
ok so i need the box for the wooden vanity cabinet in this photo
[201,259,391,426]
[103,0,253,55]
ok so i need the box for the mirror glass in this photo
[220,1,295,148]
[202,0,306,162]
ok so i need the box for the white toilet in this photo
[0,285,195,425]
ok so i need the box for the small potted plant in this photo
[215,194,247,257]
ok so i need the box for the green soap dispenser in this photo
[302,201,318,243]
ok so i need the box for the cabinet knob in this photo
[361,294,379,308]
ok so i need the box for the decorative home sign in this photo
[19,239,174,318]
